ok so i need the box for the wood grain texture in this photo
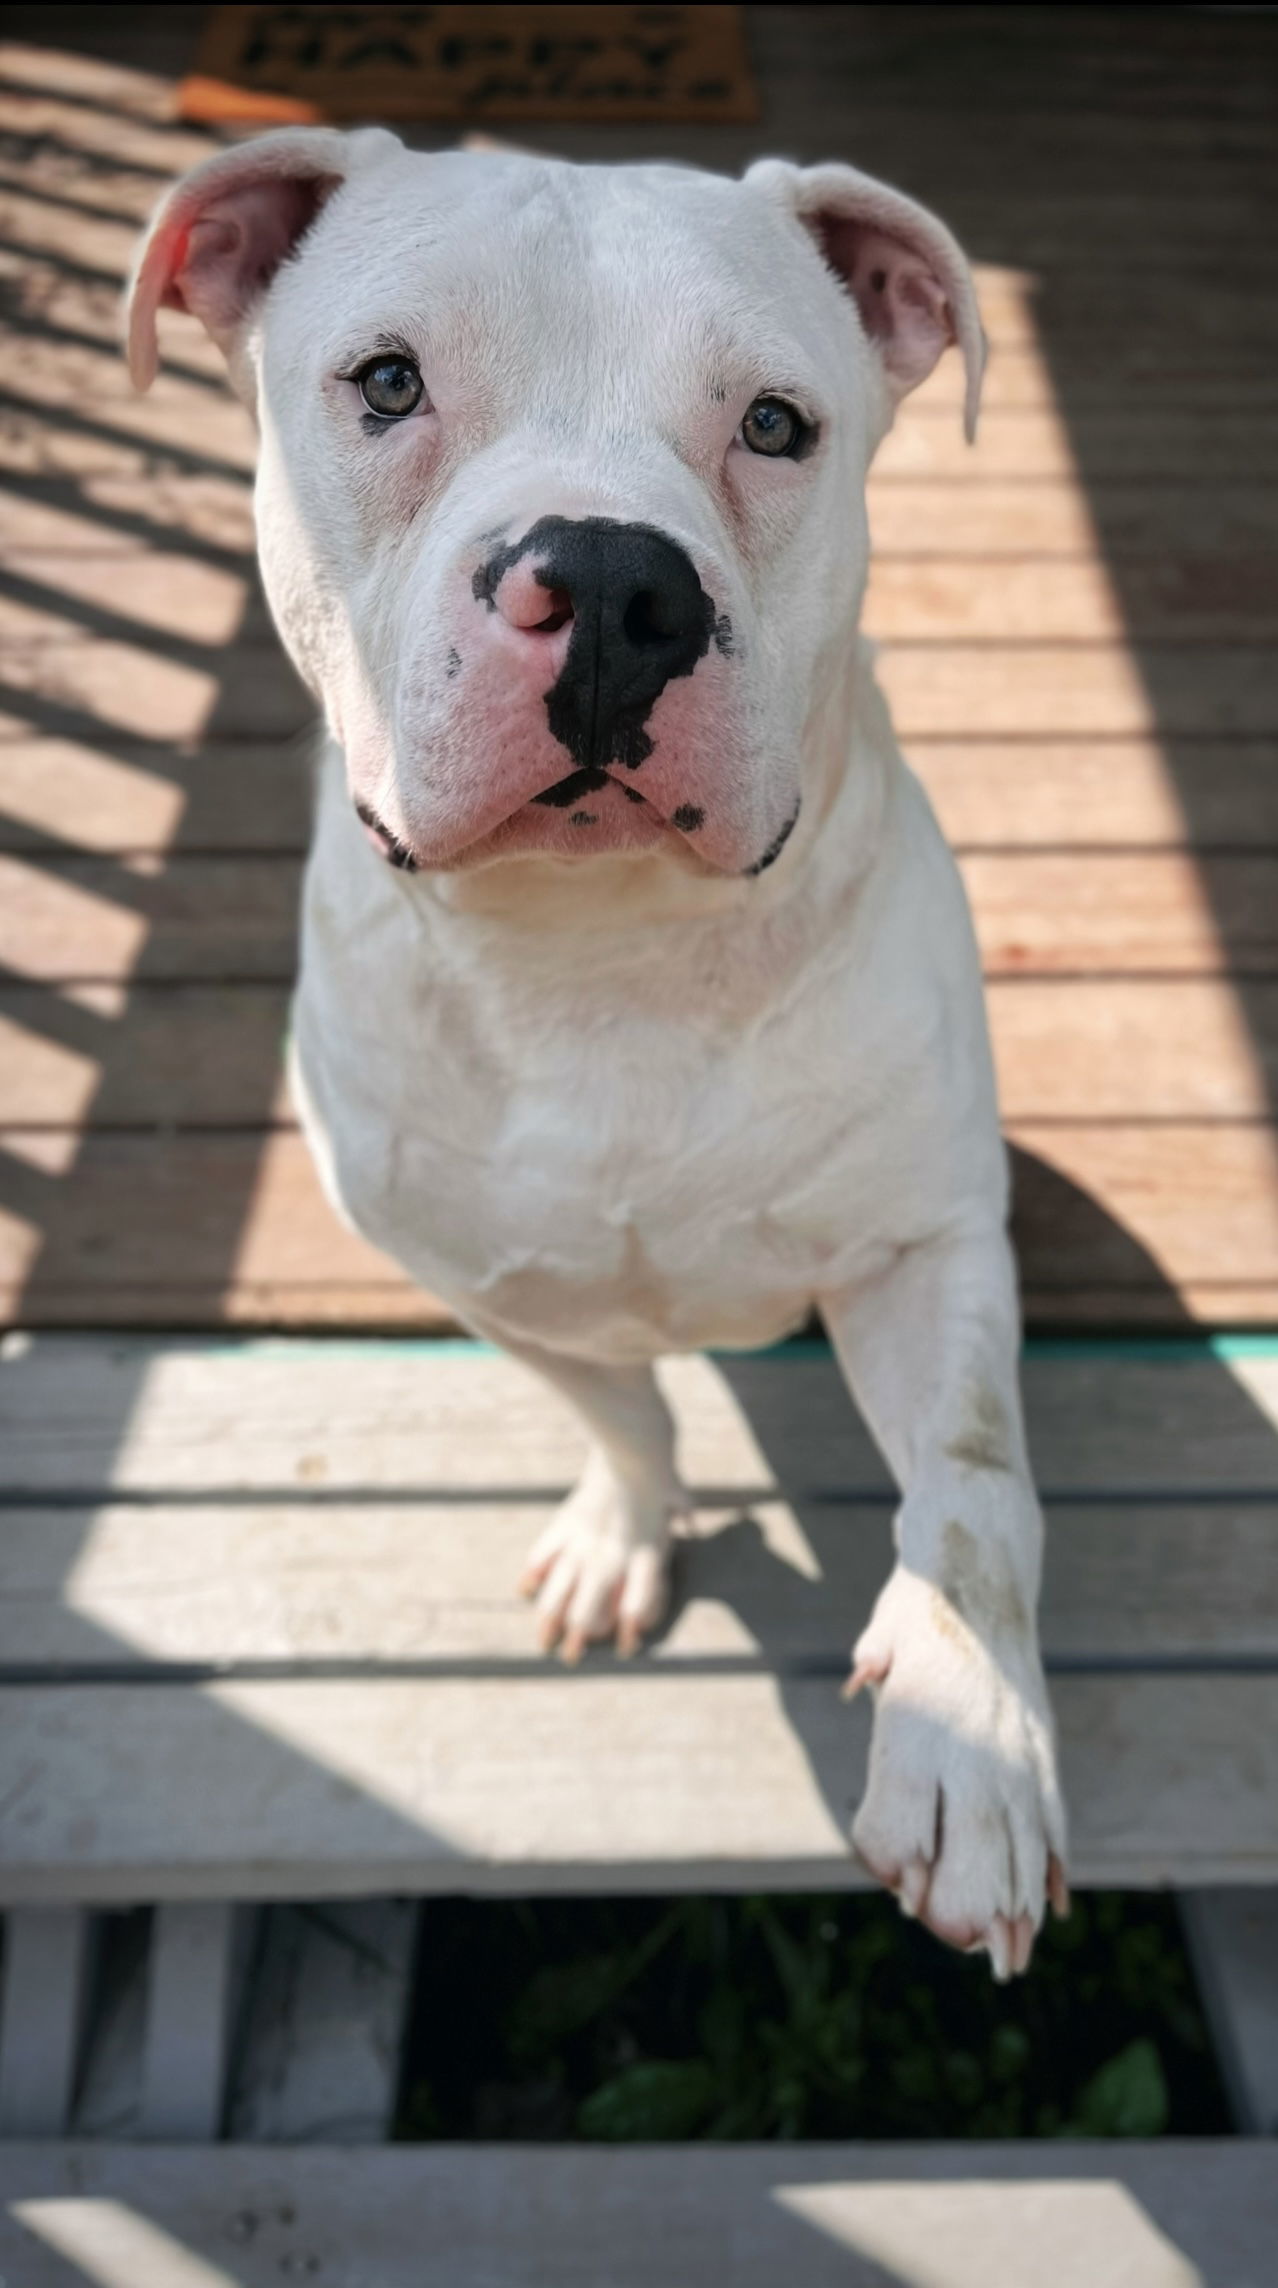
[0,736,312,855]
[1,3,1275,1337]
[865,556,1278,643]
[4,979,1276,1126]
[1,1668,1276,1897]
[910,740,1278,851]
[5,853,1277,983]
[3,1336,1275,1502]
[877,644,1278,740]
[7,1497,1276,1668]
[1,1325,1274,1893]
[4,735,1272,855]
[2,2141,1276,2288]
[2,1124,1277,1325]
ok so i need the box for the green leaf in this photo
[1064,2039,1170,2138]
[506,1953,627,2062]
[576,2059,716,2142]
[990,2024,1030,2085]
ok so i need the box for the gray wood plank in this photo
[0,1911,90,2138]
[0,1670,1275,1904]
[227,1902,418,2144]
[3,1337,1277,1500]
[1,2141,1275,2287]
[1181,1889,1278,2136]
[137,1903,245,2143]
[3,1496,1276,1669]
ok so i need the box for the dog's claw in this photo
[898,1856,930,1919]
[841,1654,889,1702]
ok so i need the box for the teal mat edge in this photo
[8,1332,1273,1363]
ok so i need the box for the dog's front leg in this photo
[822,1228,1069,1978]
[500,1343,689,1661]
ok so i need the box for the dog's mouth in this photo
[353,770,681,872]
[355,801,418,872]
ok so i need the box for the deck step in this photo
[0,1335,1276,1903]
[1,2141,1275,2285]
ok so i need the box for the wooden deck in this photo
[1,13,1278,2270]
[2,1332,1278,1905]
[1,8,1276,1330]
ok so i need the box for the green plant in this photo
[396,1891,1227,2142]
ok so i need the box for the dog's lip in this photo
[355,800,418,871]
[355,773,721,871]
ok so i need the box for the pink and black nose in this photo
[473,517,717,772]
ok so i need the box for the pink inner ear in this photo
[814,215,957,399]
[167,175,331,344]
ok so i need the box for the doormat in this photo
[179,4,758,125]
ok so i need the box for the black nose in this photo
[476,516,716,770]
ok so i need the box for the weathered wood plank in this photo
[0,425,256,553]
[2,735,1270,856]
[1,1668,1275,1899]
[17,1275,1274,1332]
[2,1122,1274,1325]
[0,986,294,1126]
[878,643,1278,740]
[137,1902,243,2143]
[865,555,1278,642]
[0,329,256,469]
[4,978,1275,1126]
[226,1900,418,2144]
[911,739,1278,851]
[1009,1123,1278,1292]
[0,1910,91,2138]
[875,408,1278,481]
[1182,1889,1278,2136]
[0,857,302,982]
[0,485,254,642]
[5,1496,1275,1669]
[989,981,1278,1118]
[6,852,1278,981]
[966,851,1278,972]
[1017,1284,1278,1328]
[865,480,1278,558]
[0,615,307,743]
[2,1337,1275,1502]
[12,530,1276,652]
[0,733,311,856]
[17,629,1270,747]
[3,2141,1275,2288]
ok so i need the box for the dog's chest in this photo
[293,858,877,1355]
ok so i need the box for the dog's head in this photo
[129,133,982,880]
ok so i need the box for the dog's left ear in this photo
[747,159,986,441]
[127,124,402,391]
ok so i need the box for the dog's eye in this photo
[740,397,807,458]
[357,356,424,418]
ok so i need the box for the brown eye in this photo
[741,396,807,457]
[357,355,424,418]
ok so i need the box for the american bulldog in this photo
[129,130,1068,1976]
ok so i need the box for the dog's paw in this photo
[847,1564,1069,1979]
[518,1459,681,1660]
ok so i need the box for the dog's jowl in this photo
[129,132,1067,1979]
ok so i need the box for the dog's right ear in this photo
[126,125,402,391]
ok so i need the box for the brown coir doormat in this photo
[179,4,758,125]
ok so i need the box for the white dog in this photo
[129,129,1067,1977]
